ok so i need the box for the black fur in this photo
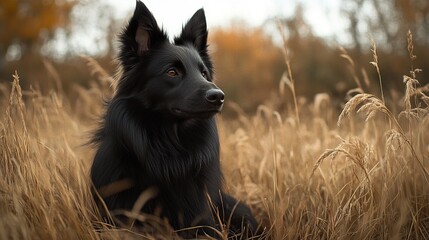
[91,1,259,238]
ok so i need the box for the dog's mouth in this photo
[172,108,221,119]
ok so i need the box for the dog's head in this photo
[116,1,224,119]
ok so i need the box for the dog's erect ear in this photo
[119,1,167,65]
[132,1,167,54]
[175,9,208,52]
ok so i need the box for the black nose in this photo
[205,89,225,106]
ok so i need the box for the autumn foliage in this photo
[0,0,75,58]
[210,25,284,111]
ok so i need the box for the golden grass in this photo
[1,35,429,239]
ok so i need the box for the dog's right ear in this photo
[119,1,167,67]
[131,1,168,55]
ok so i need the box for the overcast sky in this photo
[42,0,350,57]
[105,0,347,40]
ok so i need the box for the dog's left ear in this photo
[175,9,208,52]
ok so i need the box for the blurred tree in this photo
[209,23,285,111]
[277,6,352,100]
[376,0,429,50]
[43,0,118,58]
[210,7,356,113]
[342,0,429,96]
[0,0,75,67]
[342,0,429,51]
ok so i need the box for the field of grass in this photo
[1,36,429,239]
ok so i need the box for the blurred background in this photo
[1,0,428,115]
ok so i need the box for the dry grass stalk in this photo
[277,20,300,126]
[340,47,364,91]
[43,59,63,92]
[370,39,385,104]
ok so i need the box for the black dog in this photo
[91,1,259,238]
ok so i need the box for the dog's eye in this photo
[201,71,208,79]
[167,69,178,77]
